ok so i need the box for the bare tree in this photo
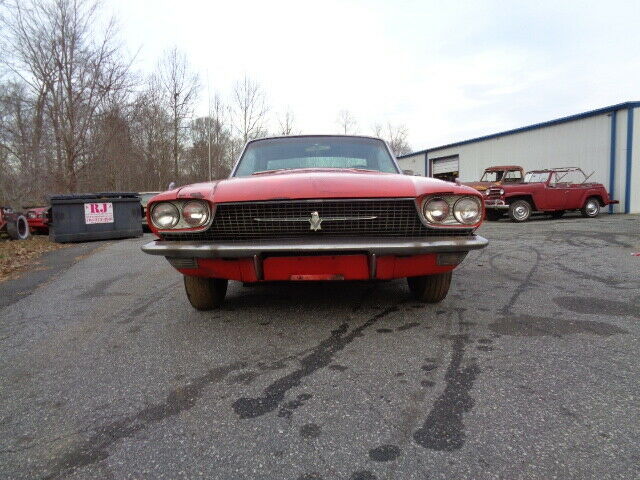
[1,0,133,192]
[384,123,411,156]
[233,75,268,144]
[277,108,296,135]
[157,47,199,180]
[337,109,357,134]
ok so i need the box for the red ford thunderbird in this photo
[142,135,488,309]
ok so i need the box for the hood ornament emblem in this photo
[309,211,322,231]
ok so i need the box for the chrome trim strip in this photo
[141,235,488,259]
[254,216,378,222]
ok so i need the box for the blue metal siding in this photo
[609,111,617,214]
[625,108,634,214]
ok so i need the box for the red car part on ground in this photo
[141,136,488,309]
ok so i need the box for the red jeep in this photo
[484,167,618,222]
[463,165,524,192]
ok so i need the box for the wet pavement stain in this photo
[489,314,629,337]
[232,306,398,419]
[42,362,245,480]
[228,371,259,385]
[397,322,420,331]
[278,393,312,418]
[376,328,393,333]
[368,444,401,462]
[297,473,323,480]
[349,471,377,480]
[554,296,639,318]
[413,334,479,451]
[299,423,321,439]
[327,364,348,372]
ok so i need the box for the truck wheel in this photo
[7,215,31,240]
[550,210,565,219]
[183,275,228,310]
[508,200,532,222]
[407,271,452,303]
[581,197,600,218]
[486,210,503,221]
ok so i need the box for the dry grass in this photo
[0,235,68,282]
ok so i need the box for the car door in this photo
[543,172,570,210]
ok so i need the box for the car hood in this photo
[462,181,498,191]
[172,170,478,203]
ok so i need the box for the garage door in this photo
[431,156,459,175]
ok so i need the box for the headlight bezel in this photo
[150,200,212,231]
[418,194,483,228]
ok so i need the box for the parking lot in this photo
[0,213,638,479]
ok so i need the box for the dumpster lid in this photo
[49,192,140,201]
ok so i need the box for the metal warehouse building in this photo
[397,101,640,213]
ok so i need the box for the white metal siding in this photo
[396,153,426,175]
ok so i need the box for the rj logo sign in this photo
[84,202,114,224]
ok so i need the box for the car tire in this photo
[550,210,565,219]
[508,200,532,222]
[7,215,31,240]
[407,271,452,303]
[486,210,503,221]
[581,197,600,218]
[183,275,228,310]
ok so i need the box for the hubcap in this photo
[514,205,528,220]
[586,201,598,215]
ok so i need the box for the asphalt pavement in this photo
[1,213,639,480]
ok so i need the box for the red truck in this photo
[463,165,525,192]
[484,167,618,222]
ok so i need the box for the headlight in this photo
[453,197,482,225]
[499,188,505,195]
[151,202,179,228]
[182,201,209,226]
[423,198,450,223]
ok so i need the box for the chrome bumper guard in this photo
[141,235,488,259]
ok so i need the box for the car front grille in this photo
[159,198,473,241]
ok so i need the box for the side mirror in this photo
[402,169,414,176]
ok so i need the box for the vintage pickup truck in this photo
[484,167,618,222]
[463,165,524,192]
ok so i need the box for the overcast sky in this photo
[111,0,640,151]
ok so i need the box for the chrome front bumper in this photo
[141,235,488,259]
[485,199,509,210]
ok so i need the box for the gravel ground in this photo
[0,213,638,480]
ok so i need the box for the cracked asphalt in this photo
[1,213,639,480]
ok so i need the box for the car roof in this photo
[246,134,386,144]
[484,165,522,171]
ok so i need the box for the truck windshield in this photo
[480,171,503,182]
[233,136,398,176]
[524,172,550,183]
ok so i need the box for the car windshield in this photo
[233,136,398,176]
[524,172,550,183]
